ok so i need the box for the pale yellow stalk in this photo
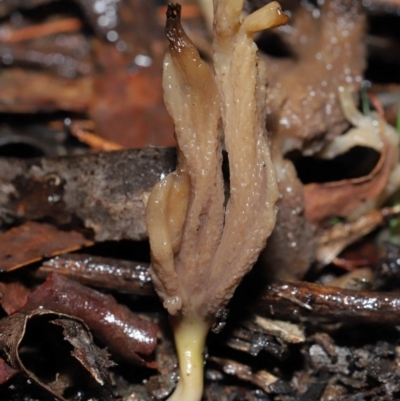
[167,316,210,401]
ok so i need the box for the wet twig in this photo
[35,253,400,326]
[256,279,400,325]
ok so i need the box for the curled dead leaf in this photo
[0,221,93,272]
[0,309,114,401]
[303,139,392,224]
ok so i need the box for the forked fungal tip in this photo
[166,3,183,46]
[167,3,181,20]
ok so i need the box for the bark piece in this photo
[210,356,278,394]
[0,147,176,241]
[24,273,158,366]
[0,221,93,271]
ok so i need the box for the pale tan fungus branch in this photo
[145,2,287,401]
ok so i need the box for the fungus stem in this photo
[167,315,210,401]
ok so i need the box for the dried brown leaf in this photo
[91,65,175,148]
[0,69,91,113]
[303,141,392,224]
[266,0,366,154]
[51,318,114,386]
[0,309,114,401]
[0,221,93,272]
[0,281,31,314]
[0,357,19,385]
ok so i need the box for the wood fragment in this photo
[69,122,123,151]
[209,357,278,394]
[327,268,374,290]
[252,315,305,343]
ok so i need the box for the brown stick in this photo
[255,280,400,325]
[24,273,158,367]
[70,123,123,151]
[34,254,154,296]
[33,253,400,326]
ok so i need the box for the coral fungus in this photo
[145,2,287,400]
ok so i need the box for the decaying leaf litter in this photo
[1,0,400,400]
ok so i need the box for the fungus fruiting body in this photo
[145,2,287,400]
